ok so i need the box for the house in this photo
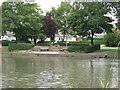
[0,31,16,41]
[45,30,76,43]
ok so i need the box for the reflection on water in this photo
[2,55,119,88]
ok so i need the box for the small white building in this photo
[45,31,76,43]
[0,31,16,41]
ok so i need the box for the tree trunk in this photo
[34,38,37,45]
[62,33,65,42]
[50,34,55,44]
[62,30,66,42]
[90,31,94,45]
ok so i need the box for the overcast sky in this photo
[0,0,65,12]
[35,0,65,12]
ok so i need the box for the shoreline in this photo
[1,51,119,59]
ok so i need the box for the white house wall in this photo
[45,36,76,43]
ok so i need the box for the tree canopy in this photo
[2,2,43,44]
[50,2,72,41]
[68,2,113,45]
[1,1,117,45]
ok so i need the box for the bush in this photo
[67,46,86,52]
[93,38,104,44]
[37,41,51,46]
[94,39,104,44]
[69,41,81,44]
[1,40,10,46]
[104,32,120,47]
[8,43,34,51]
[57,42,66,46]
[37,43,50,46]
[57,41,89,46]
[84,44,100,53]
[69,43,89,46]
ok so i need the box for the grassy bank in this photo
[1,46,119,57]
[0,46,9,53]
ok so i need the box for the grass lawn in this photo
[0,46,9,53]
[93,49,113,53]
[106,49,120,56]
[1,46,21,53]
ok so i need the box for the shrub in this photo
[1,40,10,46]
[67,46,87,52]
[37,41,51,43]
[84,44,100,53]
[37,43,50,46]
[104,32,120,47]
[94,39,104,44]
[25,41,31,44]
[69,41,81,44]
[57,41,89,46]
[8,43,34,51]
[37,41,51,46]
[57,42,66,46]
[69,43,89,46]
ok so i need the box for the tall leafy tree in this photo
[2,2,43,44]
[43,13,57,41]
[50,2,72,41]
[68,2,113,45]
[111,2,120,29]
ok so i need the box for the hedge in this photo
[67,46,86,52]
[1,40,10,46]
[57,42,89,46]
[8,43,34,51]
[84,44,100,53]
[37,41,51,46]
[37,43,50,46]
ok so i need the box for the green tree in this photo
[50,2,72,41]
[104,30,120,47]
[68,2,113,45]
[2,2,44,44]
[111,2,120,29]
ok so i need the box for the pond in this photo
[2,54,119,88]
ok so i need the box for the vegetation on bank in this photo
[1,2,120,54]
[2,2,120,45]
[104,31,120,47]
[8,43,34,51]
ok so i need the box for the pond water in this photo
[2,54,119,88]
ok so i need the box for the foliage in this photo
[111,2,120,29]
[67,46,86,52]
[36,43,50,46]
[104,32,120,47]
[2,2,43,44]
[36,41,51,46]
[8,43,34,51]
[1,40,10,46]
[84,44,100,53]
[68,2,113,45]
[99,79,110,88]
[94,38,105,44]
[50,2,72,41]
[43,14,57,41]
[38,33,46,43]
[57,41,89,46]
